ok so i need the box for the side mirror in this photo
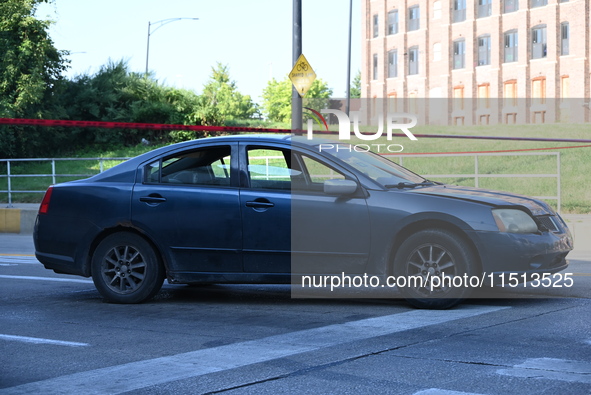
[323,179,358,195]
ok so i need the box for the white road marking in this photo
[0,255,39,264]
[0,275,93,284]
[497,358,591,384]
[0,334,89,347]
[0,304,509,395]
[414,390,484,395]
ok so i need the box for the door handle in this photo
[246,201,274,209]
[140,195,167,204]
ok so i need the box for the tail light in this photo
[39,186,54,215]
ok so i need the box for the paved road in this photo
[0,235,590,394]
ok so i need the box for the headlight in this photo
[492,209,539,233]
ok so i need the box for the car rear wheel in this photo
[393,229,477,309]
[91,232,164,303]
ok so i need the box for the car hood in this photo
[407,184,553,216]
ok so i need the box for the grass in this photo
[1,123,590,213]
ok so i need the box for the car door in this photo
[239,143,371,275]
[131,143,242,275]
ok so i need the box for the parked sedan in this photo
[34,135,573,308]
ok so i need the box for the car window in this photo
[145,145,232,186]
[247,148,296,190]
[246,147,346,192]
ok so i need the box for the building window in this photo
[478,84,490,108]
[478,0,492,18]
[531,25,547,59]
[531,0,547,8]
[373,54,378,80]
[408,46,419,75]
[388,50,398,78]
[561,22,569,56]
[454,86,464,110]
[408,6,420,31]
[561,76,570,100]
[388,10,399,35]
[453,0,466,23]
[409,91,418,114]
[373,14,379,38]
[388,92,398,113]
[478,35,491,66]
[433,1,442,19]
[504,0,519,13]
[433,42,442,61]
[532,77,546,105]
[504,30,518,62]
[504,80,517,107]
[453,39,465,69]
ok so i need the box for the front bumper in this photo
[470,228,573,276]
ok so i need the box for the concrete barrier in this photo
[0,204,39,234]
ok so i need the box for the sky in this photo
[36,0,361,105]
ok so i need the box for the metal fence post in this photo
[557,152,561,214]
[7,161,12,208]
[51,160,56,185]
[474,155,479,188]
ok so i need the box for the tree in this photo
[0,0,68,118]
[192,63,259,126]
[0,0,70,158]
[262,77,333,123]
[350,70,361,99]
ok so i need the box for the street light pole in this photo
[145,17,199,75]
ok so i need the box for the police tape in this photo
[1,117,591,150]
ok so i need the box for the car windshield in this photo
[315,144,426,187]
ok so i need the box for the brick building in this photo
[361,0,590,125]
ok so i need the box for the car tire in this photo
[91,232,164,304]
[393,229,477,309]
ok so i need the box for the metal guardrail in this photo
[0,157,130,207]
[384,151,561,212]
[1,152,561,212]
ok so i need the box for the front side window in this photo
[408,6,420,31]
[246,147,346,192]
[146,146,232,186]
[453,39,465,69]
[478,35,491,65]
[408,46,419,75]
[453,0,466,23]
[318,144,424,187]
[531,25,547,59]
[504,30,518,62]
[388,10,399,34]
[388,49,398,78]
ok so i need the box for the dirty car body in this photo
[34,135,573,308]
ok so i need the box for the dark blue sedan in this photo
[34,135,573,308]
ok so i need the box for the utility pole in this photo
[345,0,353,116]
[291,0,303,132]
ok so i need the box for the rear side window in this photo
[145,146,232,186]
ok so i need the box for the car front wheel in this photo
[393,229,478,309]
[91,232,164,303]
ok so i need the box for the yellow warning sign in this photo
[289,54,316,97]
